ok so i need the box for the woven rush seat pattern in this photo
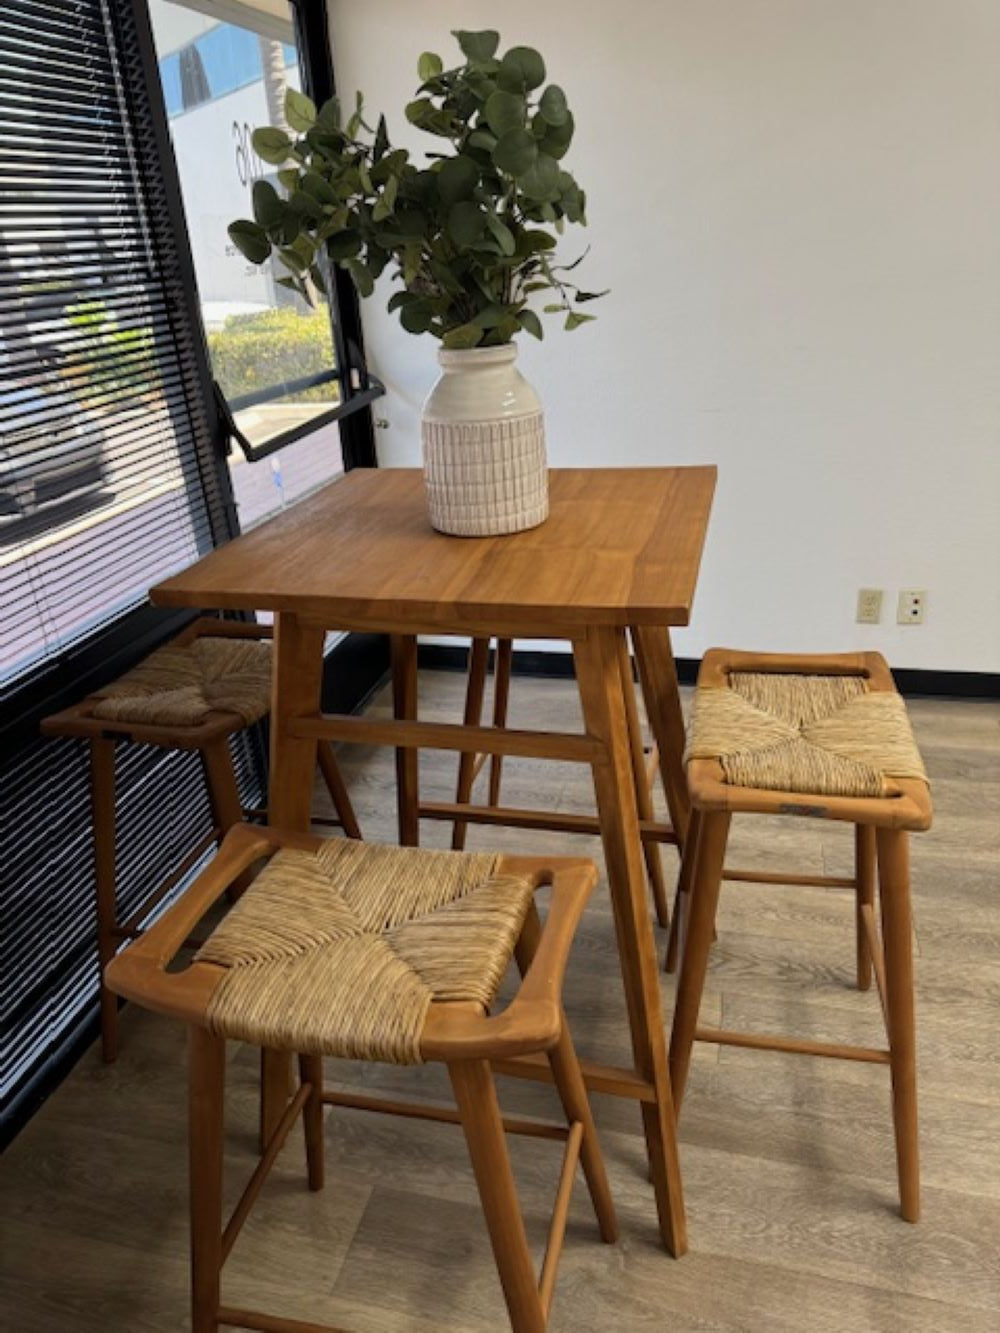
[686,669,928,799]
[90,635,272,728]
[195,839,535,1064]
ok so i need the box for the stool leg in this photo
[617,636,671,929]
[91,737,119,1063]
[449,1059,547,1333]
[452,638,490,851]
[668,810,730,1110]
[877,828,920,1223]
[487,638,513,808]
[316,742,362,839]
[189,1025,225,1333]
[515,904,617,1243]
[855,824,876,991]
[298,1053,325,1191]
[201,736,251,900]
[665,807,702,974]
[547,1014,618,1243]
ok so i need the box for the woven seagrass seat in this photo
[669,650,931,1224]
[685,666,927,800]
[41,617,360,1063]
[106,825,617,1333]
[89,632,272,728]
[195,839,536,1064]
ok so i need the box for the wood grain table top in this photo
[151,466,717,631]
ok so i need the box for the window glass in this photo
[149,0,344,529]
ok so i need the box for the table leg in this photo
[391,634,420,847]
[573,625,688,1256]
[260,612,326,1146]
[631,625,691,852]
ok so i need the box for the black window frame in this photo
[146,0,384,468]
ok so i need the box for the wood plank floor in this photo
[2,670,998,1331]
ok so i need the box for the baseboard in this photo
[417,643,1000,699]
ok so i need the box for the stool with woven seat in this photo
[105,824,617,1333]
[41,616,361,1063]
[668,649,931,1222]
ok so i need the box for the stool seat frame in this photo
[668,650,931,1224]
[106,824,618,1333]
[41,618,360,1063]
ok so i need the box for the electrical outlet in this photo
[897,590,926,624]
[856,588,883,624]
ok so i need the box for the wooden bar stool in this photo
[41,617,360,1063]
[448,635,676,928]
[668,649,932,1222]
[105,824,618,1333]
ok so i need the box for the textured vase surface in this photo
[421,343,549,536]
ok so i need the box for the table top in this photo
[151,466,716,633]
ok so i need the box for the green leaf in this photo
[316,97,341,131]
[517,229,557,254]
[371,173,398,221]
[309,263,327,295]
[453,29,500,62]
[277,167,300,191]
[543,303,564,312]
[471,305,511,328]
[538,84,569,126]
[418,51,443,81]
[539,111,575,160]
[484,90,525,137]
[373,113,389,160]
[278,245,307,274]
[498,46,546,92]
[285,88,317,132]
[448,200,487,246]
[387,289,418,312]
[492,128,537,176]
[518,152,560,201]
[325,228,362,260]
[485,212,516,255]
[358,161,374,194]
[565,310,596,330]
[252,179,284,228]
[518,309,543,339]
[251,126,292,165]
[574,289,609,303]
[400,300,435,334]
[288,189,323,219]
[437,154,479,205]
[405,97,434,126]
[468,129,498,151]
[228,219,271,264]
[442,322,485,349]
[429,259,466,297]
[344,257,374,297]
[300,170,337,205]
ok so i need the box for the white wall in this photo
[329,0,1000,672]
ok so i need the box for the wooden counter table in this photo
[151,464,717,1257]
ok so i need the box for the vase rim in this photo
[437,342,518,369]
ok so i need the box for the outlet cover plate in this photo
[897,590,926,624]
[856,588,883,624]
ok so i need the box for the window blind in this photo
[0,0,262,1136]
[0,0,235,693]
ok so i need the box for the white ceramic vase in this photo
[421,343,549,536]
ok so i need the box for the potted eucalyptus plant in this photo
[229,28,604,535]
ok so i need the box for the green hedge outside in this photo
[208,306,338,404]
